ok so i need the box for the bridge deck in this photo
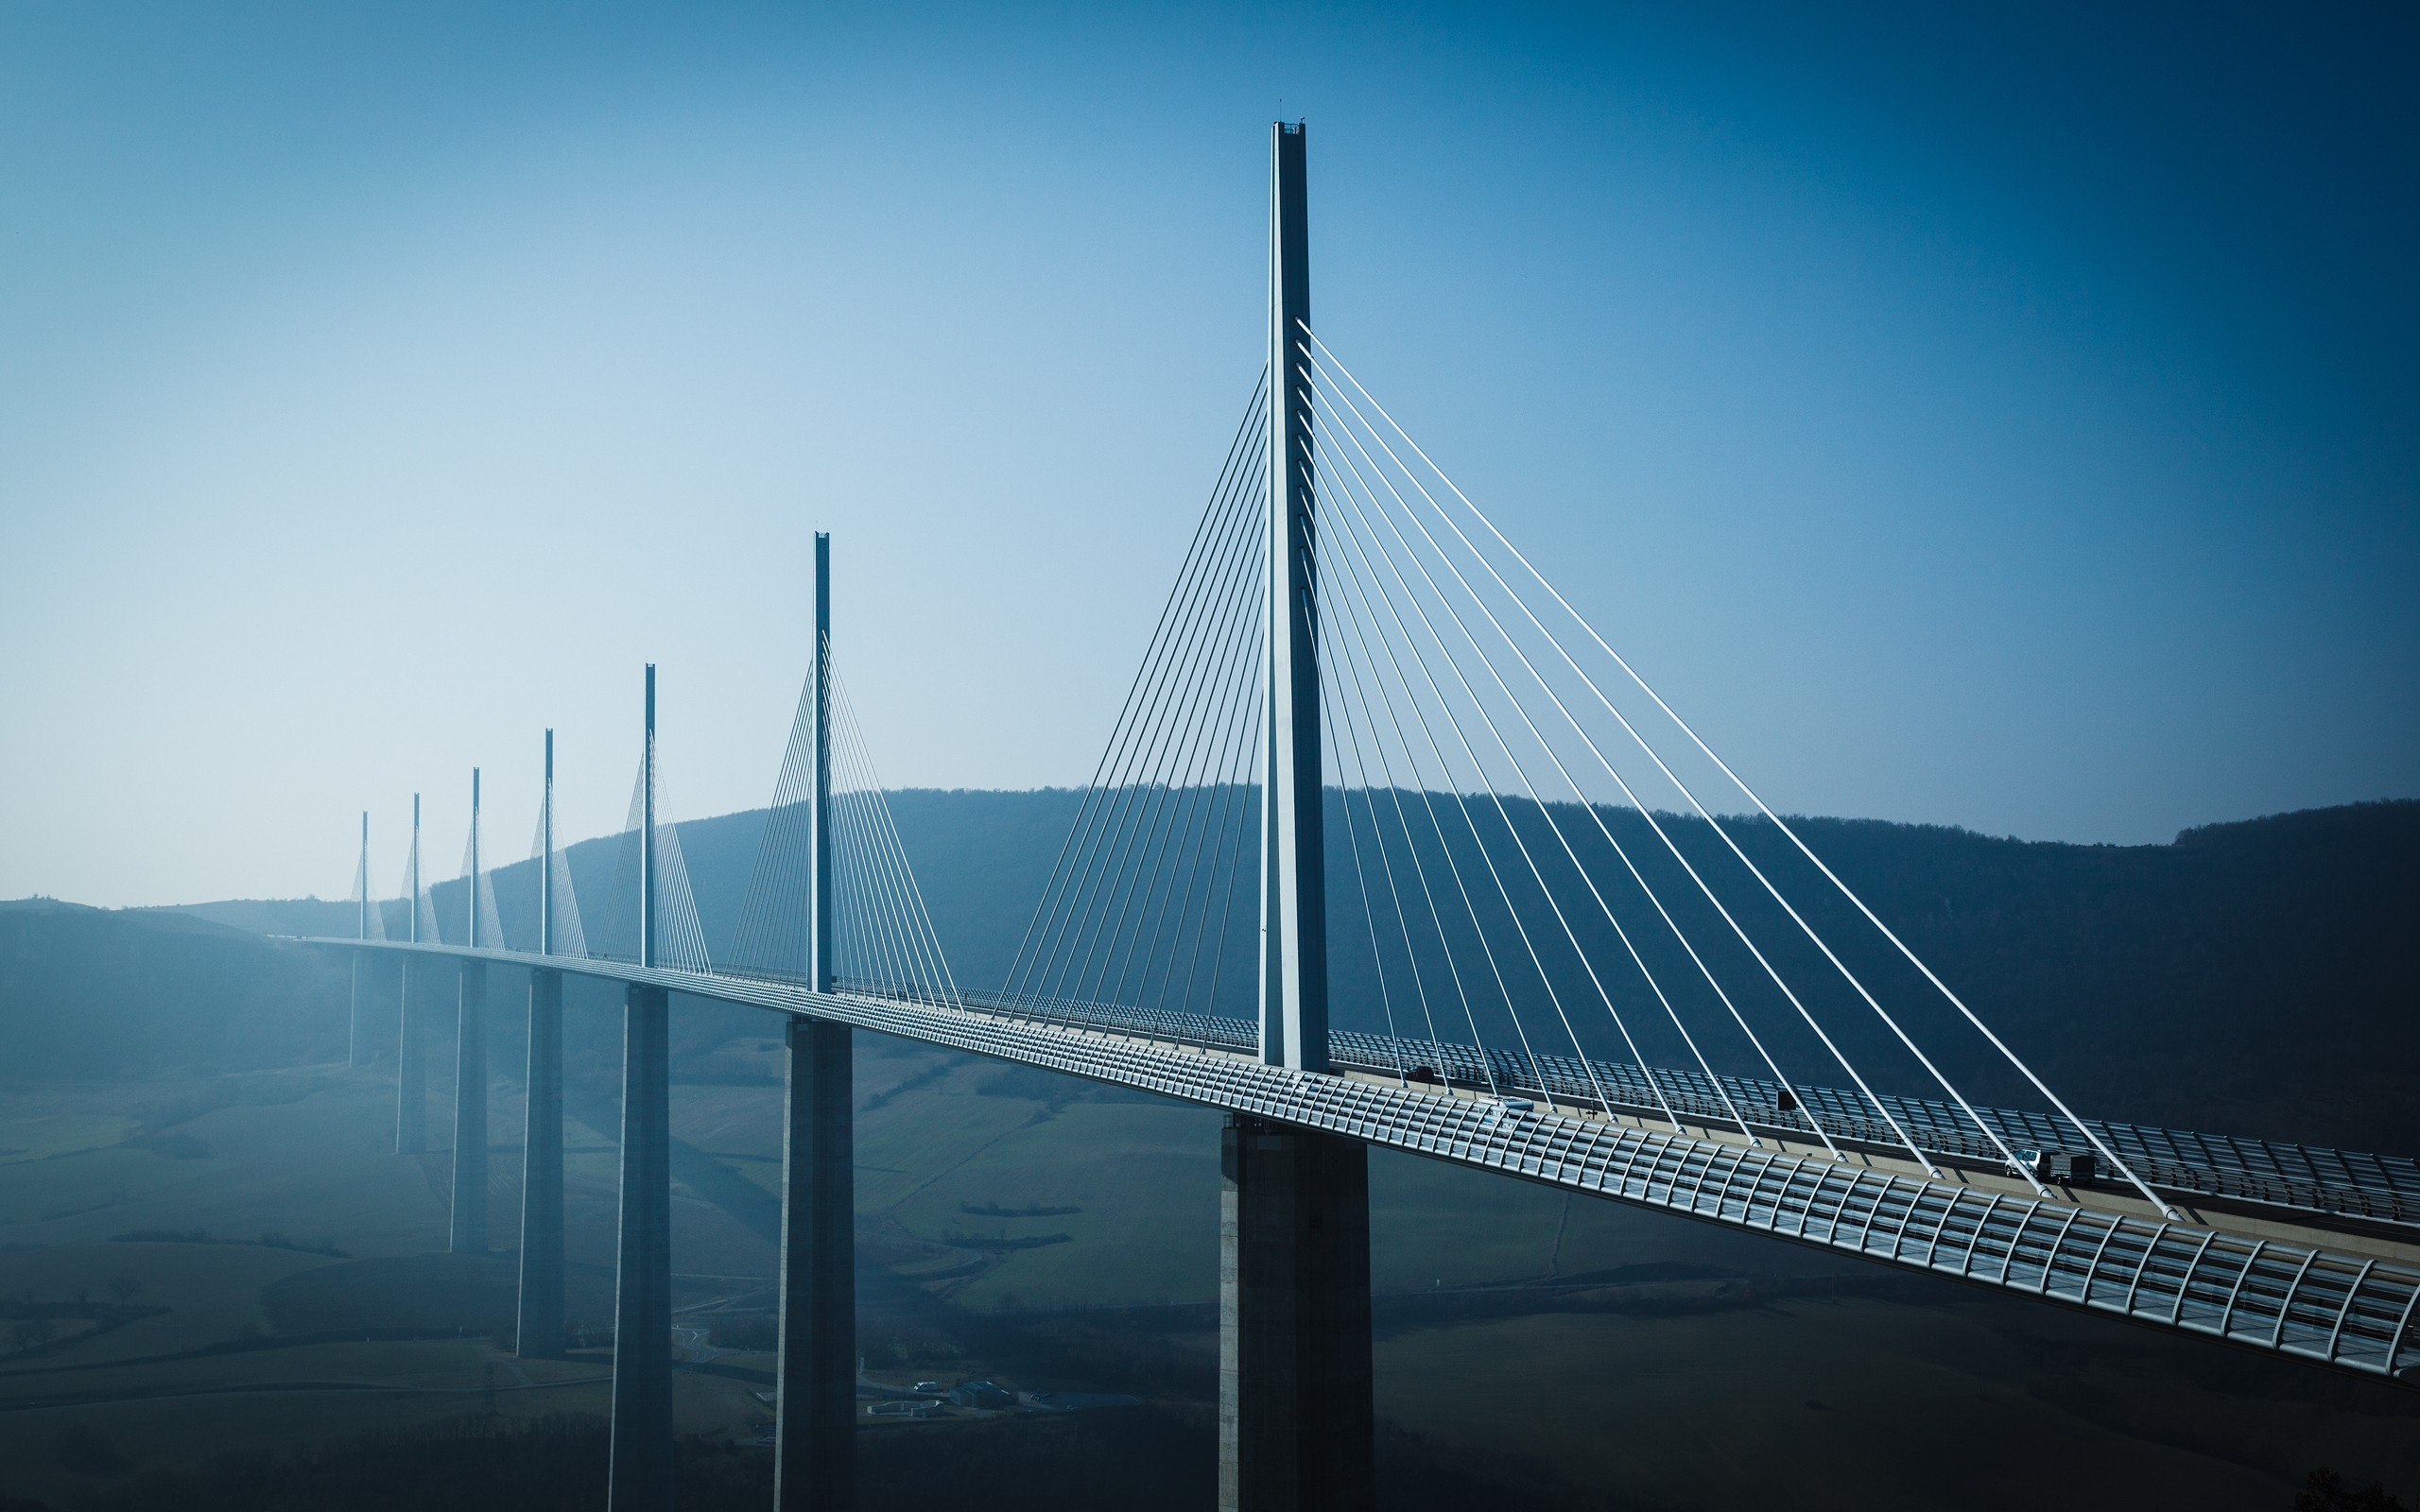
[978,988,2420,1230]
[308,938,2420,1386]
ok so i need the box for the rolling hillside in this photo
[24,796,2417,1155]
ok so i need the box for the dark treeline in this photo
[78,795,2420,1155]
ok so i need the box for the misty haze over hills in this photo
[13,794,2414,1160]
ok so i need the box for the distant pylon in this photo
[395,793,425,1155]
[610,666,674,1512]
[449,768,488,1254]
[518,730,565,1358]
[350,810,367,1068]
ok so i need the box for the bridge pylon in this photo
[610,666,675,1512]
[774,531,856,1510]
[518,730,565,1358]
[1223,120,1376,1512]
[450,766,489,1255]
[350,810,367,1068]
[395,791,426,1156]
[1260,118,1325,1076]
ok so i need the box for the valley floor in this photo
[2,1046,2415,1509]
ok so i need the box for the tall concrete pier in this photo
[609,667,674,1512]
[774,530,854,1510]
[518,729,565,1359]
[449,960,488,1252]
[395,792,426,1156]
[350,810,368,1068]
[449,768,489,1254]
[517,968,563,1354]
[774,1018,853,1510]
[1219,1114,1374,1512]
[610,983,672,1509]
[395,957,424,1153]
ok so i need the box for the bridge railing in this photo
[827,984,2420,1384]
[906,982,2420,1228]
[333,932,2420,1230]
[307,936,2420,1383]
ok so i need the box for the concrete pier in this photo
[449,961,489,1253]
[351,809,369,1068]
[395,958,425,1154]
[774,1017,855,1511]
[609,982,673,1512]
[516,967,564,1357]
[1219,1113,1374,1512]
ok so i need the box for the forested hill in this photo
[124,796,2420,1157]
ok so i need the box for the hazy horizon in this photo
[9,789,2404,918]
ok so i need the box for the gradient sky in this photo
[3,1,2412,908]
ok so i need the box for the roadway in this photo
[302,936,2420,1386]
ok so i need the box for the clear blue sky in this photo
[3,1,2411,907]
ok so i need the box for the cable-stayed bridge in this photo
[303,124,2418,1512]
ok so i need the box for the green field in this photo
[0,1105,138,1166]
